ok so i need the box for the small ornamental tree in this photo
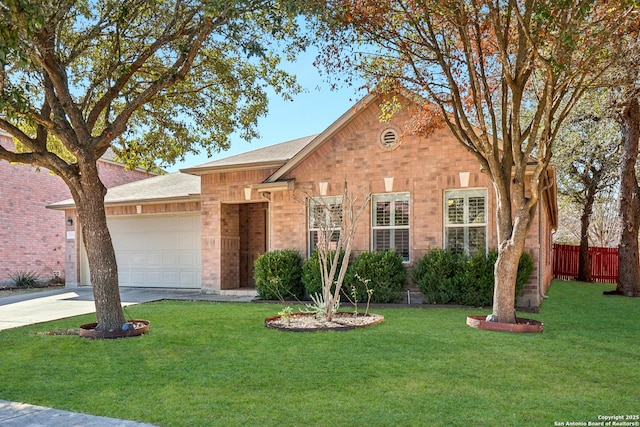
[307,182,370,321]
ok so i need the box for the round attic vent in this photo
[378,128,401,151]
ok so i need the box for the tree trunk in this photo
[75,162,126,331]
[615,97,640,297]
[492,210,529,324]
[492,243,521,324]
[577,189,595,282]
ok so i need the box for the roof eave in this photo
[181,160,287,176]
[47,195,201,211]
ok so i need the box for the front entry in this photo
[220,202,267,290]
[239,202,267,287]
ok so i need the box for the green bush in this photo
[413,249,534,306]
[301,250,347,298]
[10,270,43,288]
[412,249,465,304]
[460,250,498,306]
[253,250,304,301]
[346,250,407,303]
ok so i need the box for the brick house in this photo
[0,131,155,285]
[53,92,557,309]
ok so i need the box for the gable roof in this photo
[181,135,317,175]
[181,92,380,180]
[48,172,200,209]
[265,92,379,182]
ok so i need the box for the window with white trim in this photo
[372,193,410,262]
[444,189,487,255]
[308,196,342,255]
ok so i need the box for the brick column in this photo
[201,196,221,293]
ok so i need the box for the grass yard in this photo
[0,281,638,426]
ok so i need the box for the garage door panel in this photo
[146,253,165,266]
[129,240,148,251]
[132,254,147,267]
[179,271,199,286]
[179,253,197,267]
[147,233,176,248]
[107,214,201,289]
[164,271,179,284]
[162,253,179,266]
[117,255,132,268]
[131,271,147,286]
[177,232,199,249]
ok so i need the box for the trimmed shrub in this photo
[346,250,407,303]
[412,249,465,304]
[301,250,347,298]
[460,250,498,307]
[413,249,534,306]
[253,250,304,301]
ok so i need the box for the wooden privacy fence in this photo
[553,244,619,283]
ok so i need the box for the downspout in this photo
[539,194,549,301]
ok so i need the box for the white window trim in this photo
[308,196,343,256]
[371,192,411,263]
[443,188,488,255]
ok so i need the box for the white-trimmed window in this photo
[308,196,342,255]
[444,189,487,255]
[372,193,410,262]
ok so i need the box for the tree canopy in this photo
[0,0,309,331]
[0,0,305,170]
[314,0,639,322]
[554,89,621,280]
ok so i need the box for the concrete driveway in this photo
[0,286,252,331]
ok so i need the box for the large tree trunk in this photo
[577,189,595,282]
[493,244,520,323]
[74,161,126,331]
[615,97,640,297]
[492,207,530,324]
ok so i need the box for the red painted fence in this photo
[553,244,619,283]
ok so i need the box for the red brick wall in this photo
[239,203,267,287]
[220,203,240,290]
[97,161,154,187]
[200,169,275,291]
[196,99,555,306]
[274,102,498,261]
[0,135,154,284]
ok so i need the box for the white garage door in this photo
[107,214,201,288]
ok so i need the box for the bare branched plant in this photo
[303,182,371,322]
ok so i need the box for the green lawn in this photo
[1,281,638,426]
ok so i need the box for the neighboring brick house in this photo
[53,92,557,309]
[0,131,155,285]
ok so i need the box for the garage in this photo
[82,214,201,288]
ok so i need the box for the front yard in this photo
[0,281,638,426]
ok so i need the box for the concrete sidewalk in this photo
[0,400,159,427]
[0,286,255,426]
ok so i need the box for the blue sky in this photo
[165,49,368,172]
